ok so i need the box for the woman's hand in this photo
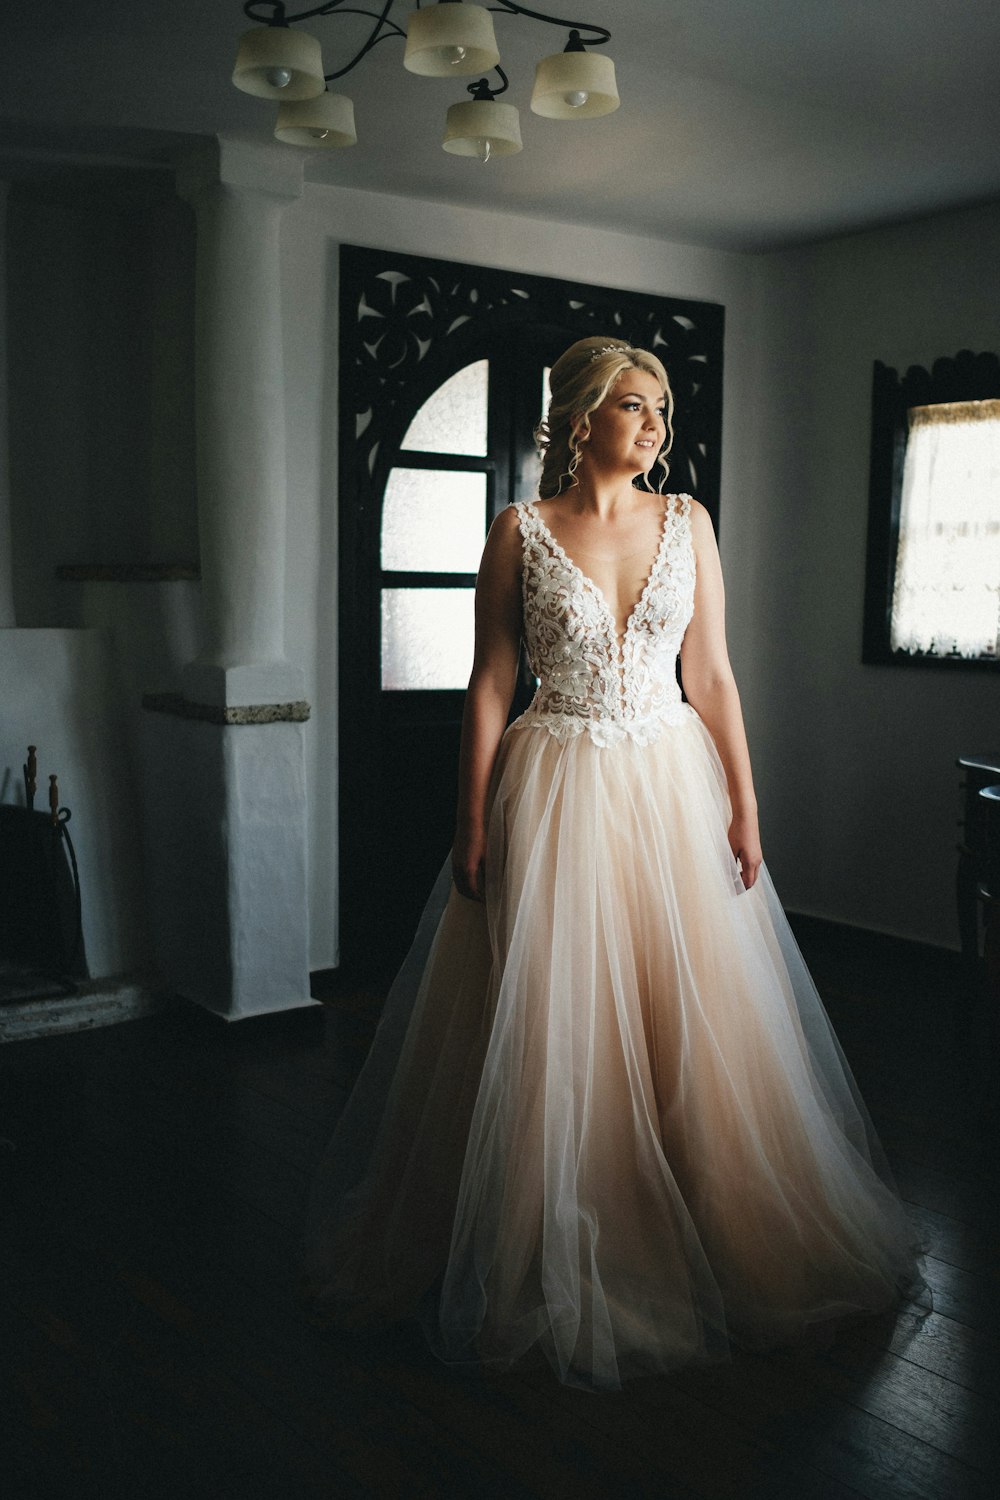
[452,821,487,902]
[728,809,763,891]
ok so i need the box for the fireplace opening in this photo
[0,746,88,1006]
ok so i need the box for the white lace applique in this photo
[512,496,697,747]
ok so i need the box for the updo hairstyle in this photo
[535,336,675,499]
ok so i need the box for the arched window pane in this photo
[402,360,489,455]
[381,588,475,690]
[381,467,486,572]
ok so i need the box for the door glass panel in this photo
[516,366,552,503]
[381,587,475,690]
[381,467,486,573]
[401,360,489,456]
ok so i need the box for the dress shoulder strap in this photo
[660,492,693,545]
[654,495,694,583]
[511,501,543,611]
[513,500,550,564]
[512,499,538,535]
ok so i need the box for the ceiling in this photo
[2,0,999,250]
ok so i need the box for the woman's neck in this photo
[568,468,643,520]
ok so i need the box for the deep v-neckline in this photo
[526,499,673,644]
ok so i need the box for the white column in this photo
[0,180,16,628]
[177,141,304,706]
[142,140,313,1020]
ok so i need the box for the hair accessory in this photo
[590,343,634,360]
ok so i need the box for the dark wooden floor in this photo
[2,920,998,1500]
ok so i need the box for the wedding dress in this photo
[306,494,923,1389]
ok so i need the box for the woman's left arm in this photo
[679,501,763,890]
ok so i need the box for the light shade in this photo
[442,99,522,160]
[275,92,357,148]
[232,26,326,100]
[530,49,620,119]
[404,3,500,78]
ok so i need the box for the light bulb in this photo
[563,89,589,109]
[477,137,493,163]
[310,128,330,141]
[265,66,293,89]
[440,45,468,66]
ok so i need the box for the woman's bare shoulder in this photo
[686,497,717,540]
[479,504,524,581]
[488,503,524,537]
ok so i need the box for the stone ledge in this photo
[142,692,311,725]
[56,563,201,582]
[0,980,167,1044]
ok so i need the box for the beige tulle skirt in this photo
[306,710,923,1388]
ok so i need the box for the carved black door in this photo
[338,246,724,979]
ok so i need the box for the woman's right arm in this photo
[452,507,524,901]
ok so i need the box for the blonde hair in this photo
[535,337,675,499]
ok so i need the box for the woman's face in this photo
[579,369,667,479]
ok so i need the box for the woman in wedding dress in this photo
[306,336,923,1389]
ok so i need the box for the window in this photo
[379,359,489,690]
[863,350,1000,668]
[890,400,1000,658]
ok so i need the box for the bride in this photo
[305,336,923,1388]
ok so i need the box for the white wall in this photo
[8,181,197,629]
[278,184,763,969]
[745,201,1000,947]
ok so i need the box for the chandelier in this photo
[231,1,619,161]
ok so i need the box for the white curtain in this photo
[890,398,1000,658]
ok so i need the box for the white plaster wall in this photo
[139,711,311,1018]
[745,200,1000,948]
[7,184,197,629]
[0,627,149,976]
[279,185,764,969]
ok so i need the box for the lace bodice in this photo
[512,496,697,747]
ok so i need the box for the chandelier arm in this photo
[486,1,610,47]
[242,0,610,49]
[242,0,406,81]
[243,1,397,27]
[466,65,510,100]
[323,7,408,80]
